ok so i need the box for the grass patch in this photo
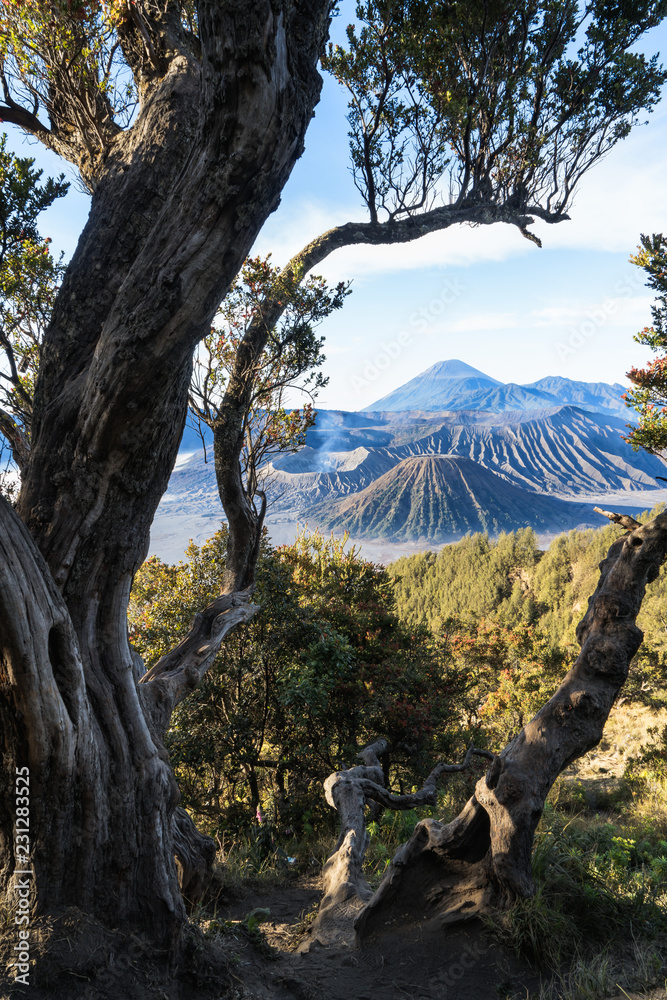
[489,803,667,979]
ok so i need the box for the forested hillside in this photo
[129,529,470,838]
[128,512,667,843]
[389,503,667,701]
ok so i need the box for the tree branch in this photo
[289,201,564,277]
[0,407,29,472]
[356,747,495,811]
[300,740,493,950]
[172,805,216,911]
[356,510,667,939]
[594,506,642,531]
[139,589,260,731]
[0,102,50,137]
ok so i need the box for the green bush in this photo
[129,527,468,838]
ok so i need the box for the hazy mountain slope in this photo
[159,364,662,552]
[262,406,667,513]
[165,406,666,524]
[267,447,398,506]
[363,359,501,411]
[445,382,560,412]
[305,455,596,541]
[525,375,627,415]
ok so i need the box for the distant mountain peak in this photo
[420,359,501,382]
[364,360,627,416]
[363,359,502,412]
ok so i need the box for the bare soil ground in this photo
[210,878,542,1000]
[0,897,541,1000]
[204,872,667,1000]
[3,886,665,1000]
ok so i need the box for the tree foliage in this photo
[443,614,568,743]
[324,0,667,232]
[189,255,349,509]
[390,527,542,627]
[0,0,182,170]
[624,233,667,455]
[129,527,467,836]
[0,136,67,470]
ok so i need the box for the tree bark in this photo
[0,0,335,951]
[355,512,667,940]
[172,806,217,911]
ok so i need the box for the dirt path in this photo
[211,876,544,1000]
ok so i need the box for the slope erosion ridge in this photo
[305,455,597,542]
[382,406,665,495]
[160,364,665,549]
[297,406,666,499]
[165,405,667,527]
[365,359,628,415]
[267,447,398,506]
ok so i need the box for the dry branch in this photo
[139,589,259,732]
[594,506,642,530]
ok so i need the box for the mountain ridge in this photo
[255,406,666,519]
[158,363,663,553]
[364,360,628,416]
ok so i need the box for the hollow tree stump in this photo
[301,740,492,949]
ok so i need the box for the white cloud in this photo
[531,305,585,324]
[419,295,654,342]
[530,295,653,329]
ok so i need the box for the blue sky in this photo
[6,5,667,414]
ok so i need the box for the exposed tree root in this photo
[354,797,495,941]
[303,741,492,949]
[172,807,217,911]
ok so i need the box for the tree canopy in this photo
[0,136,67,470]
[624,233,667,455]
[326,0,667,231]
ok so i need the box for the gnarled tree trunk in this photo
[303,740,493,949]
[0,0,334,957]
